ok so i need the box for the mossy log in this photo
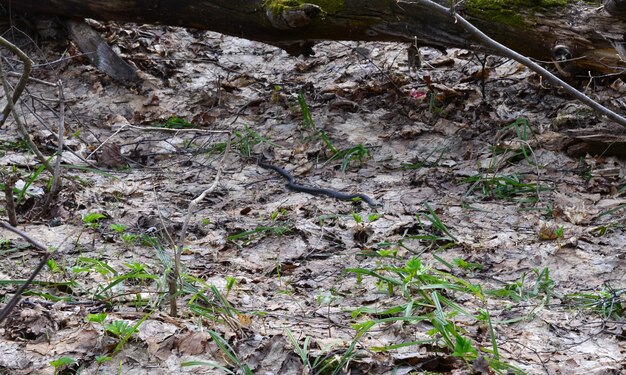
[2,0,625,77]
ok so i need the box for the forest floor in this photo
[0,21,625,375]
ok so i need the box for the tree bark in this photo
[604,0,626,16]
[2,0,625,76]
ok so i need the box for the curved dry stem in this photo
[0,36,33,128]
[0,221,50,323]
[0,61,53,174]
[168,131,231,316]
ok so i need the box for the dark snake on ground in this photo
[257,159,378,207]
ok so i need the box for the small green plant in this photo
[427,92,445,116]
[105,320,135,338]
[352,212,382,225]
[47,258,61,274]
[82,212,106,229]
[463,118,550,206]
[269,208,287,222]
[15,162,48,205]
[94,261,158,301]
[487,267,554,304]
[95,355,112,365]
[121,232,139,245]
[428,292,478,361]
[492,118,535,163]
[109,223,140,246]
[598,203,626,219]
[321,321,375,375]
[87,312,107,324]
[462,173,550,203]
[49,357,77,374]
[453,258,484,271]
[204,141,228,157]
[347,256,482,299]
[401,145,448,169]
[343,251,528,373]
[297,91,337,153]
[125,261,147,274]
[587,223,626,238]
[87,311,109,363]
[324,144,371,172]
[543,203,554,220]
[182,330,253,374]
[284,328,313,369]
[109,223,127,233]
[187,282,241,325]
[416,203,458,244]
[102,313,152,353]
[96,355,113,368]
[233,124,278,157]
[563,284,625,319]
[74,212,108,246]
[225,276,237,296]
[227,212,294,246]
[72,257,117,277]
[376,248,398,258]
[0,138,30,153]
[152,115,195,129]
[368,213,382,222]
[554,226,564,238]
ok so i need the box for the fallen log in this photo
[1,0,625,77]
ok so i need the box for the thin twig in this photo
[0,36,33,128]
[4,175,18,226]
[6,71,57,87]
[14,93,95,169]
[403,0,626,127]
[168,131,231,316]
[0,221,51,323]
[167,269,178,317]
[151,184,178,316]
[46,80,66,201]
[127,124,232,133]
[42,81,66,215]
[0,61,53,174]
[87,124,227,161]
[178,132,231,246]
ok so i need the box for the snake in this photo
[257,159,378,207]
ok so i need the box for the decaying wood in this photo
[604,0,626,16]
[1,0,625,77]
[64,19,139,86]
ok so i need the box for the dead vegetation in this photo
[0,21,624,375]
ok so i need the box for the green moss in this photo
[264,0,299,15]
[465,0,571,27]
[483,10,525,27]
[264,0,344,15]
[467,0,569,7]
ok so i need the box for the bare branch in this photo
[0,60,54,174]
[4,175,18,226]
[0,221,51,323]
[168,131,231,316]
[43,80,66,213]
[0,36,33,128]
[178,132,232,247]
[404,0,626,127]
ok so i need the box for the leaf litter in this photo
[0,22,624,374]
